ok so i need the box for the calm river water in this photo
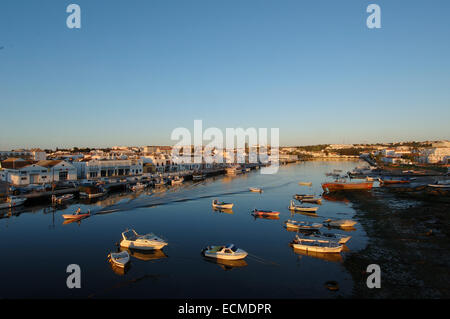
[0,160,369,298]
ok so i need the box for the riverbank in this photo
[343,189,450,298]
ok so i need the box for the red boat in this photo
[322,182,373,192]
[252,209,280,217]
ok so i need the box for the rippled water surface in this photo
[0,160,369,298]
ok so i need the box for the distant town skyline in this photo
[1,1,449,149]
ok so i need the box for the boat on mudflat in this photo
[324,219,357,228]
[322,181,373,192]
[252,209,279,217]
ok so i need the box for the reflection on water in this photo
[293,248,343,263]
[202,256,248,271]
[0,160,370,298]
[120,247,168,262]
[212,207,234,214]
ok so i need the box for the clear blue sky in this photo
[1,0,449,149]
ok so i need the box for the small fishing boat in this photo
[249,187,263,192]
[297,232,351,244]
[108,251,130,268]
[290,235,343,253]
[293,194,314,200]
[252,209,280,217]
[62,208,91,220]
[288,200,319,213]
[324,219,357,228]
[212,199,234,209]
[0,196,27,209]
[170,176,184,185]
[284,219,322,231]
[120,229,168,250]
[298,182,312,186]
[301,197,322,205]
[201,244,248,260]
[52,194,74,204]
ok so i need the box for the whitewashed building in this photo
[74,158,144,179]
[0,160,76,185]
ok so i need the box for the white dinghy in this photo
[108,251,130,268]
[120,229,168,250]
[212,199,234,209]
[201,244,248,260]
[291,235,343,253]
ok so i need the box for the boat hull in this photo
[322,182,373,192]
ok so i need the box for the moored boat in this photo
[252,209,279,217]
[212,199,234,209]
[322,181,373,192]
[120,229,168,250]
[298,182,312,186]
[293,194,315,200]
[297,232,351,244]
[324,219,357,228]
[284,219,322,231]
[290,235,343,253]
[201,244,248,260]
[131,182,147,191]
[170,176,184,185]
[288,200,319,213]
[300,197,322,205]
[108,251,130,268]
[52,194,74,204]
[249,187,263,193]
[378,178,410,185]
[0,196,27,209]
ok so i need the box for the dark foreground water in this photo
[0,160,369,298]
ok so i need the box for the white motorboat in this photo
[0,196,27,209]
[108,251,130,268]
[249,187,263,193]
[297,232,351,244]
[120,229,168,250]
[284,219,322,231]
[291,235,343,253]
[324,219,357,228]
[288,200,319,212]
[212,199,234,209]
[201,244,248,260]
